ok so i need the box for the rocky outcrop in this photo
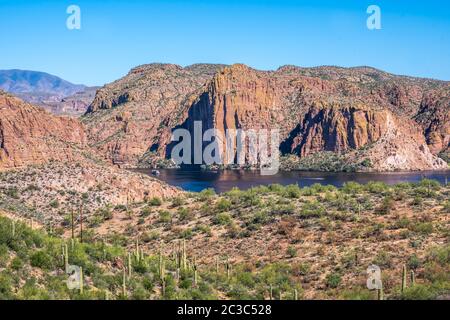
[415,86,450,156]
[280,103,388,156]
[84,63,450,171]
[0,91,86,169]
[83,64,225,166]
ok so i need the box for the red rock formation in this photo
[0,92,86,169]
[84,63,450,171]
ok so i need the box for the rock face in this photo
[281,104,388,156]
[84,64,225,166]
[84,63,450,171]
[0,91,86,169]
[415,86,450,157]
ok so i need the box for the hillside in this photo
[83,63,449,171]
[0,180,449,299]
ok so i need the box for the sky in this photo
[0,0,449,86]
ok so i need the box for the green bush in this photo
[30,250,54,270]
[148,197,162,206]
[216,198,232,212]
[213,213,232,226]
[325,272,342,288]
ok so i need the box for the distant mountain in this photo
[0,69,97,116]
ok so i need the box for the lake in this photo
[134,169,450,193]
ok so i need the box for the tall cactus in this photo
[377,283,384,300]
[135,238,140,262]
[294,289,298,300]
[193,258,198,287]
[182,239,187,271]
[64,243,69,272]
[122,267,127,297]
[71,211,75,239]
[161,278,166,297]
[401,265,407,293]
[127,252,132,278]
[79,202,84,243]
[410,270,415,286]
[11,220,15,238]
[269,284,273,300]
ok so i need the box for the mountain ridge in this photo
[83,62,449,171]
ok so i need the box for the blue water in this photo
[135,169,450,193]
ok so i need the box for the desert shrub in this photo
[158,211,171,223]
[148,197,162,206]
[5,187,19,199]
[30,250,54,270]
[365,181,389,194]
[140,206,152,218]
[213,213,232,226]
[177,207,192,221]
[286,246,297,258]
[268,184,285,194]
[49,200,60,208]
[0,272,13,299]
[409,222,433,235]
[375,196,394,215]
[141,231,160,242]
[342,182,363,195]
[442,201,450,213]
[398,284,437,300]
[216,198,232,212]
[252,211,269,225]
[299,201,325,219]
[284,185,301,198]
[373,250,392,268]
[411,196,423,206]
[270,203,295,216]
[407,254,421,270]
[340,288,375,300]
[171,197,184,208]
[325,272,342,288]
[198,188,216,201]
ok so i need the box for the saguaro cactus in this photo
[377,283,384,300]
[182,239,187,271]
[11,220,15,237]
[71,211,75,239]
[135,238,140,262]
[269,285,273,300]
[79,203,84,243]
[294,289,298,300]
[401,265,407,293]
[161,278,166,297]
[64,243,69,272]
[128,252,132,278]
[410,270,415,286]
[216,257,220,274]
[122,267,127,297]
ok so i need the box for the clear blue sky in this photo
[1,0,449,86]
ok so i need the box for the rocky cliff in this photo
[0,90,180,202]
[84,63,449,171]
[0,91,86,169]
